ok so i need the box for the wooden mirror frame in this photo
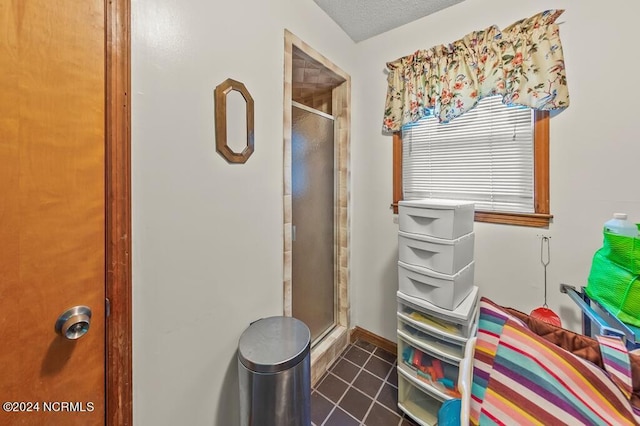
[214,78,254,163]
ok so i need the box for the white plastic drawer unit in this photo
[398,369,445,426]
[398,199,475,240]
[396,288,479,341]
[398,260,474,310]
[397,335,460,401]
[398,231,474,275]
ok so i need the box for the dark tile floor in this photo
[311,339,420,426]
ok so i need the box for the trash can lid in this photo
[238,316,311,373]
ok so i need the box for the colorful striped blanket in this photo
[471,298,640,425]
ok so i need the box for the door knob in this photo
[55,306,92,340]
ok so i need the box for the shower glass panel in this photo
[291,104,336,344]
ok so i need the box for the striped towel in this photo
[597,335,633,400]
[471,298,640,425]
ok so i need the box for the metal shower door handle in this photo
[55,306,92,340]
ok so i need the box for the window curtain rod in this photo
[382,9,570,132]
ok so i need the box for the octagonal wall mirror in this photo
[215,78,254,163]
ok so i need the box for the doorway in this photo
[283,30,351,383]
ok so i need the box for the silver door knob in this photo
[55,306,92,340]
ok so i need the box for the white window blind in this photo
[402,96,535,213]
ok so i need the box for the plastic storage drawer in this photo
[397,316,465,359]
[397,335,461,399]
[398,369,446,426]
[397,288,479,341]
[398,199,475,239]
[398,231,474,275]
[398,260,474,310]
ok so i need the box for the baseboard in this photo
[350,326,397,354]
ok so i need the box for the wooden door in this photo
[0,1,106,425]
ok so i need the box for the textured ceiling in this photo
[313,0,465,42]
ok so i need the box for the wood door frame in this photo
[106,0,132,424]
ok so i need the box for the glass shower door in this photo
[291,104,336,343]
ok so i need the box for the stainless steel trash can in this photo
[238,316,311,426]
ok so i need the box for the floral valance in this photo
[383,9,570,132]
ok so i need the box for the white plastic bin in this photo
[397,317,465,359]
[398,337,461,397]
[397,367,446,426]
[397,288,479,340]
[398,231,474,275]
[398,261,474,310]
[398,199,475,239]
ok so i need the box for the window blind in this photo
[402,96,535,213]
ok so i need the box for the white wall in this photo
[131,1,355,424]
[351,0,640,341]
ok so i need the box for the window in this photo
[392,96,551,227]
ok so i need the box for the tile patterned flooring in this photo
[311,339,420,426]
